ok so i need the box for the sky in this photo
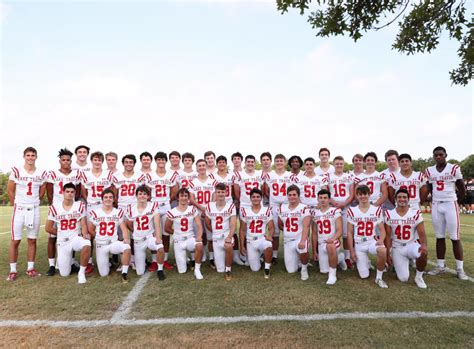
[0,0,472,172]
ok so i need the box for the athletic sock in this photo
[455,259,464,270]
[437,259,445,268]
[164,252,169,262]
[48,258,55,267]
[158,263,163,271]
[225,266,231,272]
[79,266,86,274]
[329,267,337,276]
[152,254,157,263]
[416,270,424,278]
[122,265,129,274]
[209,252,214,260]
[264,262,272,269]
[10,263,17,273]
[27,261,35,270]
[376,269,384,279]
[344,250,350,259]
[195,263,201,271]
[272,250,278,258]
[88,257,93,264]
[301,264,308,272]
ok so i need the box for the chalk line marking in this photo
[0,311,473,328]
[426,260,474,282]
[110,272,152,323]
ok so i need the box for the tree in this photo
[277,0,473,85]
[461,154,474,178]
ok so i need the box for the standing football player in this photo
[177,152,197,189]
[105,152,118,174]
[315,148,335,176]
[353,152,388,207]
[72,145,91,173]
[204,151,217,175]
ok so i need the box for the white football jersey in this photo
[384,208,422,243]
[146,170,179,203]
[81,170,115,206]
[233,170,265,207]
[315,164,335,176]
[388,171,427,207]
[71,162,91,173]
[353,171,386,203]
[347,205,383,240]
[425,164,463,202]
[177,170,198,189]
[348,170,364,181]
[47,169,82,205]
[166,206,200,236]
[264,171,293,205]
[113,171,147,208]
[311,207,342,243]
[240,206,273,239]
[205,201,236,235]
[89,207,125,242]
[189,176,215,207]
[126,202,160,239]
[327,172,353,203]
[380,168,400,181]
[293,172,328,207]
[48,201,86,238]
[210,172,234,202]
[9,167,48,205]
[278,203,311,240]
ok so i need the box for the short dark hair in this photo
[289,155,303,168]
[135,185,150,196]
[58,148,73,158]
[395,188,410,199]
[318,189,331,198]
[177,188,190,197]
[90,151,104,162]
[384,149,399,160]
[231,152,243,161]
[62,182,76,192]
[122,154,136,164]
[352,154,363,162]
[304,157,316,165]
[319,148,330,156]
[245,155,256,162]
[274,154,286,161]
[196,159,206,166]
[260,152,272,161]
[140,152,153,161]
[333,156,344,162]
[287,184,300,196]
[204,151,215,158]
[154,151,168,161]
[101,188,115,200]
[433,146,447,154]
[363,152,378,162]
[356,185,371,195]
[216,155,227,164]
[215,183,227,192]
[74,145,90,154]
[250,188,262,197]
[182,152,195,163]
[398,153,412,162]
[23,147,37,156]
[169,151,181,158]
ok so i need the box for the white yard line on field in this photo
[427,260,474,282]
[110,272,152,323]
[0,225,45,235]
[0,311,472,328]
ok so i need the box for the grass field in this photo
[0,206,473,347]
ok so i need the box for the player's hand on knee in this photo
[419,244,428,256]
[298,241,305,250]
[240,245,246,256]
[350,251,357,262]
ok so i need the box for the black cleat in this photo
[272,257,278,265]
[70,264,80,274]
[47,266,56,276]
[209,259,216,269]
[264,268,271,279]
[190,260,196,270]
[225,271,232,281]
[157,270,166,281]
[122,272,129,284]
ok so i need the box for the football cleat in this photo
[47,266,56,277]
[414,276,427,289]
[271,257,278,265]
[345,258,354,270]
[301,268,309,281]
[163,261,174,270]
[233,256,245,265]
[427,266,446,276]
[148,261,158,272]
[264,268,271,279]
[85,263,94,275]
[326,275,337,285]
[26,269,41,278]
[194,269,203,280]
[6,272,18,282]
[70,263,80,274]
[157,270,166,281]
[457,269,469,281]
[225,271,232,281]
[338,259,347,271]
[78,272,87,284]
[375,278,388,289]
[121,273,129,284]
[209,259,216,269]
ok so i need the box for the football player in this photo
[177,152,197,189]
[315,148,335,176]
[105,152,118,174]
[353,152,388,207]
[204,150,217,175]
[233,155,265,211]
[72,145,91,173]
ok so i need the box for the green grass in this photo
[0,206,473,346]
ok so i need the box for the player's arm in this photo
[344,183,355,207]
[420,184,429,204]
[125,219,133,231]
[194,217,203,243]
[7,180,15,206]
[120,221,130,243]
[46,183,54,205]
[204,216,212,232]
[110,186,118,206]
[239,219,247,255]
[416,222,428,256]
[75,183,82,201]
[266,220,275,241]
[262,183,269,200]
[81,185,88,201]
[384,223,392,266]
[234,184,241,203]
[227,215,237,242]
[311,221,318,261]
[164,218,174,235]
[153,214,162,244]
[376,221,386,245]
[80,218,90,240]
[88,222,96,239]
[374,182,388,207]
[299,216,311,250]
[328,216,342,244]
[347,223,356,262]
[456,179,466,203]
[170,184,178,203]
[45,219,58,235]
[387,186,395,206]
[39,183,47,200]
[278,217,283,232]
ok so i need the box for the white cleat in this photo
[338,259,347,271]
[78,273,87,284]
[375,278,388,289]
[326,275,337,285]
[233,256,245,266]
[427,267,446,276]
[457,269,469,281]
[301,269,309,281]
[414,276,427,289]
[194,269,204,280]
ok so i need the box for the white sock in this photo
[195,263,201,271]
[88,257,93,264]
[376,269,384,280]
[344,250,350,259]
[164,253,169,262]
[79,266,86,274]
[455,259,464,270]
[209,252,214,260]
[10,263,17,273]
[158,263,163,271]
[264,262,271,269]
[48,258,55,267]
[329,267,337,276]
[272,250,278,258]
[225,266,231,272]
[301,264,308,271]
[152,254,157,263]
[122,265,129,274]
[27,261,34,270]
[416,270,424,278]
[437,259,445,268]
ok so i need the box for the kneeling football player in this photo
[239,189,274,279]
[277,185,311,280]
[126,185,166,280]
[384,188,428,288]
[165,188,205,280]
[45,183,91,284]
[88,189,132,283]
[311,189,346,285]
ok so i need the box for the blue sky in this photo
[0,1,472,171]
